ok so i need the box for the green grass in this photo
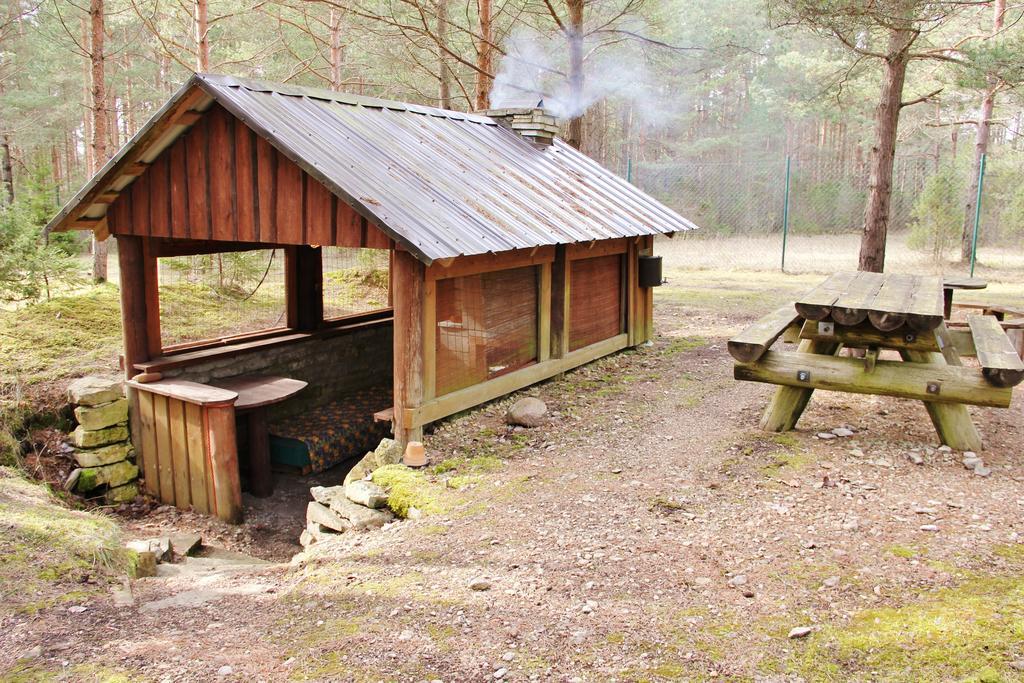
[0,466,134,616]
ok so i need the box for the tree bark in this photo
[436,0,452,109]
[329,8,343,90]
[564,0,585,150]
[90,0,109,283]
[0,133,13,206]
[960,0,1005,261]
[195,0,209,71]
[858,28,913,273]
[474,0,492,110]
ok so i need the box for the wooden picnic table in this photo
[729,271,1024,452]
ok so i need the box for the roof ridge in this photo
[197,73,497,125]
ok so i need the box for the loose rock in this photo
[74,399,129,431]
[505,397,547,428]
[469,578,492,591]
[345,479,389,509]
[68,376,123,406]
[788,626,813,639]
[831,427,854,437]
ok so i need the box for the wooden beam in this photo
[117,236,154,378]
[70,218,103,230]
[797,319,941,353]
[177,110,202,126]
[124,161,151,176]
[736,350,1012,408]
[566,238,628,261]
[408,333,629,428]
[393,250,425,446]
[94,192,120,204]
[425,246,555,281]
[729,304,801,362]
[150,239,283,258]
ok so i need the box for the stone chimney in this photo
[484,107,560,146]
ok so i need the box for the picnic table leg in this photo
[899,349,982,452]
[760,339,840,432]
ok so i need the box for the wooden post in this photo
[246,408,273,497]
[550,245,569,359]
[759,339,840,432]
[538,263,552,362]
[117,235,154,377]
[641,236,655,343]
[393,250,425,447]
[286,246,323,331]
[423,278,436,401]
[626,240,639,345]
[205,403,242,524]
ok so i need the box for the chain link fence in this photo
[633,152,1024,277]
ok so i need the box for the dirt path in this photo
[5,284,1024,682]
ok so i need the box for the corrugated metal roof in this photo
[49,73,697,263]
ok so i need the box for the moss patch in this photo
[0,466,133,614]
[791,568,1024,680]
[371,465,447,518]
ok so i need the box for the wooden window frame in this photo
[145,239,394,369]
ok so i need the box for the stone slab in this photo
[71,423,129,448]
[306,500,352,533]
[73,442,132,468]
[74,399,128,431]
[77,460,139,493]
[345,480,388,509]
[68,376,124,406]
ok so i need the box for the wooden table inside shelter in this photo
[211,375,307,497]
[729,271,1024,452]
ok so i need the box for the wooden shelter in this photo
[49,74,696,521]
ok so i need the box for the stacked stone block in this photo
[66,377,139,503]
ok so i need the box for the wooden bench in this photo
[951,302,1024,358]
[968,315,1024,388]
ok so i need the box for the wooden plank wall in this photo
[107,103,392,250]
[135,389,240,522]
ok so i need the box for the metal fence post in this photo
[781,155,792,272]
[969,153,986,278]
[626,156,633,183]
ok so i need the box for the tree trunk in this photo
[0,133,13,206]
[959,0,1005,261]
[329,8,343,90]
[474,0,492,110]
[195,0,209,71]
[90,0,109,283]
[436,0,452,109]
[564,0,585,150]
[858,29,913,273]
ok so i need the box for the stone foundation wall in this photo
[67,377,139,503]
[159,321,393,421]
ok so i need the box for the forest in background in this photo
[0,0,1023,298]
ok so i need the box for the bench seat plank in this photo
[968,315,1024,388]
[728,305,801,363]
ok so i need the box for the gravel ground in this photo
[4,277,1024,682]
